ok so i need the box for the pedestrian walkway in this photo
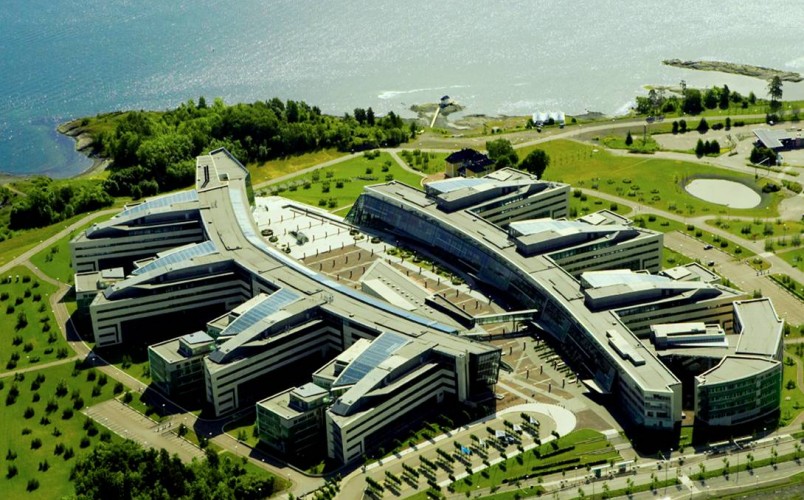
[85,399,204,462]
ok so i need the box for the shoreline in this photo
[55,119,111,179]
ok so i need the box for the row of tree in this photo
[8,178,113,229]
[71,440,277,500]
[94,97,412,197]
[695,139,721,158]
[634,81,775,116]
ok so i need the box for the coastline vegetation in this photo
[70,97,412,200]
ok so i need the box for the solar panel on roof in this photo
[131,240,217,276]
[332,332,409,387]
[219,288,299,337]
[118,190,198,219]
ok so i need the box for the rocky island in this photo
[663,59,803,82]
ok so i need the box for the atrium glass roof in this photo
[219,288,300,337]
[117,190,198,219]
[228,187,458,335]
[427,178,492,194]
[131,240,217,276]
[332,332,410,388]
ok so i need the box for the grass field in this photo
[521,140,784,219]
[397,150,448,175]
[451,429,619,493]
[0,267,72,374]
[704,218,804,245]
[0,362,120,499]
[780,350,804,426]
[248,149,347,186]
[261,152,424,211]
[30,212,115,284]
[777,247,804,270]
[568,191,632,218]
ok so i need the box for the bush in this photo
[31,438,42,449]
[24,406,35,419]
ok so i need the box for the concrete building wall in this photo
[90,277,250,347]
[327,367,455,464]
[71,225,204,273]
[205,324,341,416]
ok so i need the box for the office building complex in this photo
[348,176,776,431]
[72,149,500,464]
[72,150,785,462]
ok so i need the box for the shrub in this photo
[54,443,65,455]
[24,406,35,419]
[31,438,42,449]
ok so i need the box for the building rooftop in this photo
[697,355,779,385]
[734,299,784,358]
[359,260,431,312]
[753,129,796,149]
[364,181,682,393]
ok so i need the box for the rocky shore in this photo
[56,120,110,177]
[663,59,803,82]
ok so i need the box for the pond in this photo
[684,179,761,209]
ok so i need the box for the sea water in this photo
[1,0,802,177]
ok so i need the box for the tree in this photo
[719,85,730,109]
[768,76,783,110]
[697,118,709,134]
[709,140,720,155]
[625,131,633,146]
[725,117,731,130]
[682,89,703,115]
[679,119,687,133]
[704,88,718,109]
[485,139,518,169]
[695,139,705,158]
[672,121,679,134]
[366,107,375,126]
[519,149,550,178]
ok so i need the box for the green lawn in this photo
[248,148,348,186]
[30,213,115,284]
[0,267,72,374]
[662,247,694,270]
[261,152,424,211]
[780,351,804,426]
[770,274,804,303]
[777,246,804,270]
[223,414,259,447]
[524,139,784,219]
[568,191,632,219]
[452,429,619,493]
[398,150,448,175]
[704,218,804,246]
[0,362,120,499]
